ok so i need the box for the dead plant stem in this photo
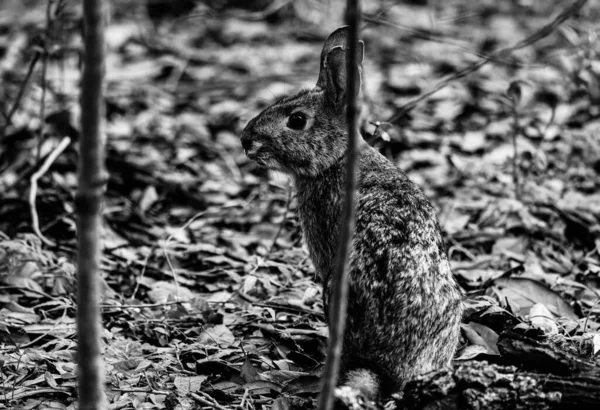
[318,1,360,410]
[77,0,107,408]
[1,53,41,136]
[29,135,71,247]
[511,101,521,200]
[37,0,54,162]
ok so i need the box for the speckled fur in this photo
[240,27,463,401]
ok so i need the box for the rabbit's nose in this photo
[240,136,253,152]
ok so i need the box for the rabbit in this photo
[240,26,463,402]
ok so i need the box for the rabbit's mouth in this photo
[245,143,268,163]
[246,149,267,167]
[245,147,262,161]
[246,149,281,170]
[249,155,275,169]
[243,141,283,170]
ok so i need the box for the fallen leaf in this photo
[174,375,208,394]
[529,303,559,335]
[242,380,282,395]
[241,356,260,383]
[147,281,195,303]
[198,324,235,346]
[461,322,499,355]
[455,344,489,361]
[139,185,158,214]
[493,277,577,320]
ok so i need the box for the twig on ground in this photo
[240,388,251,410]
[172,344,198,376]
[191,391,229,410]
[111,388,169,395]
[253,301,324,318]
[166,56,190,93]
[227,182,293,305]
[130,246,155,300]
[291,255,310,280]
[217,148,243,181]
[12,352,25,401]
[5,387,71,401]
[100,300,185,310]
[18,306,68,349]
[0,285,53,299]
[162,210,207,300]
[29,135,71,247]
[448,237,477,261]
[381,0,588,127]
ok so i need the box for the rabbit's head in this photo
[240,27,364,178]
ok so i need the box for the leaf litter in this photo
[0,0,600,409]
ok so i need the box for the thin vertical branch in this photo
[507,80,523,201]
[318,1,360,409]
[1,52,40,136]
[77,0,107,409]
[510,100,521,200]
[37,0,53,161]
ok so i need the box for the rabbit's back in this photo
[295,143,463,396]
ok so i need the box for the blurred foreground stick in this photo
[401,330,600,410]
[77,0,107,408]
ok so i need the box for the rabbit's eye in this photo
[287,113,307,130]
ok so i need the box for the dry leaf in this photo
[529,303,559,334]
[493,277,577,320]
[461,322,499,355]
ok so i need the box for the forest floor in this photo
[1,0,600,409]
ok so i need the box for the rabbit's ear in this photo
[316,27,364,107]
[320,43,364,107]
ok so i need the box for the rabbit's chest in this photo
[295,185,343,283]
[301,214,338,279]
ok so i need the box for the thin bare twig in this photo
[364,15,533,69]
[29,135,71,247]
[19,306,68,349]
[183,0,292,23]
[1,52,41,135]
[582,295,600,333]
[191,391,229,410]
[0,285,53,299]
[111,388,169,395]
[37,0,53,161]
[509,94,521,200]
[382,0,588,126]
[100,300,184,310]
[130,246,155,300]
[161,210,207,300]
[318,2,360,410]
